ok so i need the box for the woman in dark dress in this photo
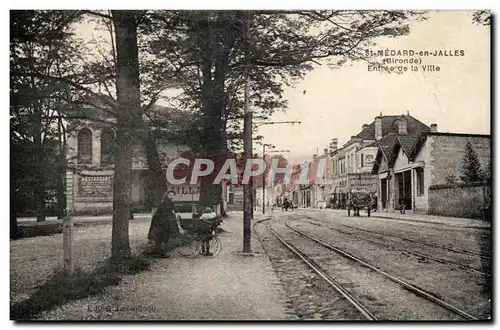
[148,190,177,257]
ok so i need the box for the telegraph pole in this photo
[242,11,252,253]
[262,144,269,214]
[255,119,300,215]
[261,143,274,214]
[262,148,290,214]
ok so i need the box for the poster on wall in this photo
[78,175,114,197]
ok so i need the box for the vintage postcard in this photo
[10,9,491,321]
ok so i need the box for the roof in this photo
[370,134,399,174]
[355,115,430,140]
[397,133,421,157]
[407,131,491,160]
[422,132,490,138]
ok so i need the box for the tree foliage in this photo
[460,141,483,183]
[10,10,84,221]
[472,11,491,26]
[139,10,424,207]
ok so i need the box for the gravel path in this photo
[35,214,296,320]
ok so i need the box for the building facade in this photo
[65,121,193,215]
[372,131,491,214]
[330,113,431,208]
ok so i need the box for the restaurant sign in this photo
[79,175,113,197]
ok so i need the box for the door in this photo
[381,178,387,209]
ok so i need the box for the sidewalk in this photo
[36,212,296,320]
[369,211,490,229]
[301,208,490,229]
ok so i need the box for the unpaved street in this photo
[255,209,491,320]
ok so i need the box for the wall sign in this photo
[166,184,201,202]
[79,175,113,197]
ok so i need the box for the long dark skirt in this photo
[148,210,173,243]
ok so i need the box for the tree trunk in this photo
[10,214,19,239]
[198,16,234,210]
[10,189,19,239]
[111,10,141,263]
[143,129,167,206]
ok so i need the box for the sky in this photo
[73,10,490,162]
[257,11,490,160]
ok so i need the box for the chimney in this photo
[324,148,328,155]
[398,115,408,134]
[362,124,369,130]
[430,124,438,132]
[329,138,338,153]
[375,116,383,140]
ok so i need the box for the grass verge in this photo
[10,255,151,321]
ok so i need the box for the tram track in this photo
[265,221,377,320]
[338,223,491,261]
[283,220,478,320]
[266,218,478,320]
[298,218,488,276]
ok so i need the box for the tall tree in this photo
[460,141,483,183]
[10,10,83,223]
[110,10,142,262]
[143,10,424,208]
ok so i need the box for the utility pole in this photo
[242,11,252,254]
[262,148,290,214]
[254,119,300,215]
[262,143,273,214]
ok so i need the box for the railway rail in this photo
[298,218,488,276]
[282,220,478,320]
[264,221,377,320]
[339,223,491,261]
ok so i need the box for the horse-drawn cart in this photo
[347,188,373,217]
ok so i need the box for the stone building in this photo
[330,113,431,208]
[372,130,491,214]
[312,148,334,208]
[63,104,205,215]
[65,121,193,215]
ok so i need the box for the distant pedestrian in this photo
[399,197,406,214]
[148,190,177,257]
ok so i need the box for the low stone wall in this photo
[428,183,490,220]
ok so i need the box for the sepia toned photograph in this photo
[9,9,491,321]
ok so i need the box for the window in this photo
[77,128,92,164]
[228,192,234,204]
[416,168,425,196]
[101,128,115,165]
[361,153,364,167]
[398,118,408,134]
